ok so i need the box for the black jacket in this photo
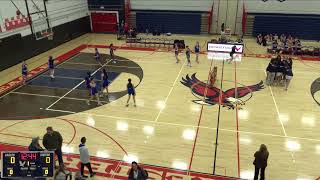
[253,151,269,168]
[43,131,63,150]
[128,167,147,180]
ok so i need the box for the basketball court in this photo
[0,33,320,180]
[0,0,320,179]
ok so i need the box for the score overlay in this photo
[1,151,55,178]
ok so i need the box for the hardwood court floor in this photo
[1,34,320,180]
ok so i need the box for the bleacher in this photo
[136,11,201,34]
[251,13,320,40]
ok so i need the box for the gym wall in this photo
[131,0,212,12]
[0,0,89,39]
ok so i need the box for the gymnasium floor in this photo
[0,33,320,180]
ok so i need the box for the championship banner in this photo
[207,43,244,53]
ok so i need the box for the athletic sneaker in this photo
[90,172,96,177]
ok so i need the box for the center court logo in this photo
[310,77,320,106]
[181,73,264,109]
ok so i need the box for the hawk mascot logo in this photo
[181,73,264,109]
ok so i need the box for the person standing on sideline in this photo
[43,127,63,166]
[48,56,55,79]
[185,46,191,67]
[128,161,148,180]
[265,58,277,86]
[79,137,96,178]
[21,60,28,84]
[253,144,269,180]
[194,42,200,63]
[28,137,44,151]
[126,78,136,107]
[174,43,179,63]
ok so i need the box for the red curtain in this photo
[125,0,131,23]
[91,12,117,33]
[242,3,247,34]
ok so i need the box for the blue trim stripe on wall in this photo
[251,13,320,40]
[136,12,201,34]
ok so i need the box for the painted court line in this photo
[264,71,295,161]
[154,60,187,122]
[43,107,320,143]
[46,60,112,110]
[40,75,86,80]
[0,53,82,99]
[10,91,110,104]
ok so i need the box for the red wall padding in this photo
[91,12,117,33]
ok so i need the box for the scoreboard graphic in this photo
[1,151,55,178]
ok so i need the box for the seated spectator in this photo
[262,35,267,46]
[280,34,286,43]
[269,34,273,42]
[257,34,262,45]
[128,161,148,180]
[272,41,278,50]
[28,137,44,151]
[273,33,278,41]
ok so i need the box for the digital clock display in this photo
[1,151,54,178]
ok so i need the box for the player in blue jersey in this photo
[101,69,109,97]
[94,48,102,66]
[109,43,116,61]
[126,78,136,107]
[21,60,28,84]
[85,72,92,95]
[185,46,191,67]
[194,41,200,64]
[48,56,55,79]
[87,77,102,106]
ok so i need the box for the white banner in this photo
[207,43,244,53]
[207,52,242,61]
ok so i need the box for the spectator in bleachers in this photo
[257,34,263,45]
[280,34,286,43]
[273,33,278,41]
[272,41,278,52]
[262,35,267,46]
[265,58,277,86]
[28,137,44,151]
